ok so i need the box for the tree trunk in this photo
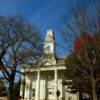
[8,82,14,100]
[8,72,15,100]
[79,85,83,100]
[89,66,97,100]
[92,78,97,100]
[88,91,92,100]
[8,64,16,100]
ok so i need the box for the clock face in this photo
[47,46,50,51]
[47,35,52,41]
[45,46,50,52]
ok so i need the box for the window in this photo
[32,89,35,97]
[48,91,54,95]
[48,88,54,96]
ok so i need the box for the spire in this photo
[44,29,55,54]
[45,29,54,42]
[44,29,56,65]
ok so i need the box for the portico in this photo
[20,65,66,100]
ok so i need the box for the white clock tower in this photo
[44,29,56,65]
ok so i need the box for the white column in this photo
[20,75,25,99]
[54,69,58,100]
[44,72,47,100]
[60,79,63,99]
[35,70,40,100]
[24,74,31,99]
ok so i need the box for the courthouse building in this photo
[20,30,78,100]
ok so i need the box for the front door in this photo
[48,88,55,100]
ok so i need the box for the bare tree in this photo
[0,16,43,100]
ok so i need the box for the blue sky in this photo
[0,0,93,56]
[0,0,66,31]
[0,0,68,36]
